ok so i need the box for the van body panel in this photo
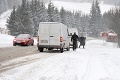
[38,22,69,50]
[39,24,50,45]
[68,28,79,46]
[49,24,60,45]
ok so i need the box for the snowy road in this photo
[0,39,120,80]
[0,46,59,73]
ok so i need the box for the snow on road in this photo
[0,34,37,48]
[0,38,120,80]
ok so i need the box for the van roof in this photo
[40,22,60,24]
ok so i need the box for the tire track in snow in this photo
[0,46,59,73]
[81,53,91,80]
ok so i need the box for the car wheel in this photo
[31,43,34,46]
[26,42,30,46]
[13,44,16,46]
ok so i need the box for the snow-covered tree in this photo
[30,0,49,36]
[89,1,102,37]
[6,6,18,36]
[47,1,56,22]
[54,8,61,23]
[7,0,34,36]
[60,7,67,25]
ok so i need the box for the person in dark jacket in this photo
[71,32,79,51]
[79,36,86,49]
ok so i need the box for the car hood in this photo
[14,38,28,41]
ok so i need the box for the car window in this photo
[16,34,29,38]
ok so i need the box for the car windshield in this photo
[16,34,29,38]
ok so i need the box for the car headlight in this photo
[22,40,26,42]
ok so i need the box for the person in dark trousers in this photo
[79,36,86,49]
[71,32,79,51]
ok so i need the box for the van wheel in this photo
[66,44,70,51]
[39,48,43,52]
[48,48,53,50]
[60,48,64,53]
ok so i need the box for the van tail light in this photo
[60,36,63,42]
[37,36,39,42]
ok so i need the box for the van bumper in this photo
[37,45,61,49]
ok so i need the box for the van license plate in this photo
[41,40,48,43]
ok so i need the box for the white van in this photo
[68,28,79,46]
[37,22,70,53]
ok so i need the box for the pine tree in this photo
[30,0,49,36]
[89,1,102,37]
[47,1,56,22]
[54,8,61,23]
[89,1,97,37]
[95,0,103,32]
[7,6,18,36]
[7,0,34,36]
[60,7,67,25]
[74,11,82,35]
[16,0,34,35]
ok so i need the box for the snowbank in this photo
[0,34,14,48]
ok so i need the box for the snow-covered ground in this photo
[0,34,120,80]
[0,1,120,80]
[0,34,14,48]
[0,10,12,29]
[46,1,115,14]
[0,34,37,48]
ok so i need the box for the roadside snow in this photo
[46,1,115,14]
[0,34,37,48]
[0,37,120,80]
[0,34,14,48]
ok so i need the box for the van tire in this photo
[60,48,64,53]
[48,48,53,50]
[39,48,44,52]
[66,44,70,51]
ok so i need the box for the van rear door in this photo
[39,24,50,45]
[49,24,60,46]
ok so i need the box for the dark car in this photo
[13,34,34,46]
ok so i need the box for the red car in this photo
[13,34,34,46]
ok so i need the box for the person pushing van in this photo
[71,32,79,51]
[79,35,86,49]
